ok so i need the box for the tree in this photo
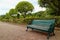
[38,0,59,16]
[5,13,11,19]
[9,9,18,16]
[32,11,44,17]
[15,1,34,18]
[17,13,20,19]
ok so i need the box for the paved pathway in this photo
[0,22,60,40]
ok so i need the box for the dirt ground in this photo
[0,22,60,40]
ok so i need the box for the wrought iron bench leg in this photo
[32,28,34,30]
[53,31,55,36]
[47,33,50,40]
[26,27,28,31]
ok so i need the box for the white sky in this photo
[0,0,46,15]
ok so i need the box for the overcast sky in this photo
[0,0,46,15]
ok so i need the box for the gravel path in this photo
[0,22,60,40]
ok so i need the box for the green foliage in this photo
[0,12,60,27]
[38,0,59,16]
[0,15,5,21]
[16,1,34,18]
[17,14,20,19]
[38,0,60,27]
[0,0,60,28]
[9,9,18,16]
[5,13,11,19]
[45,8,56,15]
[35,11,44,17]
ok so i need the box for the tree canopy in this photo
[15,1,34,18]
[9,9,18,16]
[38,0,59,16]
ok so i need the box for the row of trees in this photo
[0,1,34,23]
[0,0,60,27]
[2,0,59,19]
[6,1,34,19]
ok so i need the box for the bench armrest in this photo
[48,23,55,33]
[27,20,33,25]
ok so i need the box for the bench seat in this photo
[27,25,50,32]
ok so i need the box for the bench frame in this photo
[26,20,55,40]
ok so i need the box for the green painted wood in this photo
[27,19,55,33]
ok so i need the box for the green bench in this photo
[26,20,55,40]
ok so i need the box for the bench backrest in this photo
[32,20,55,26]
